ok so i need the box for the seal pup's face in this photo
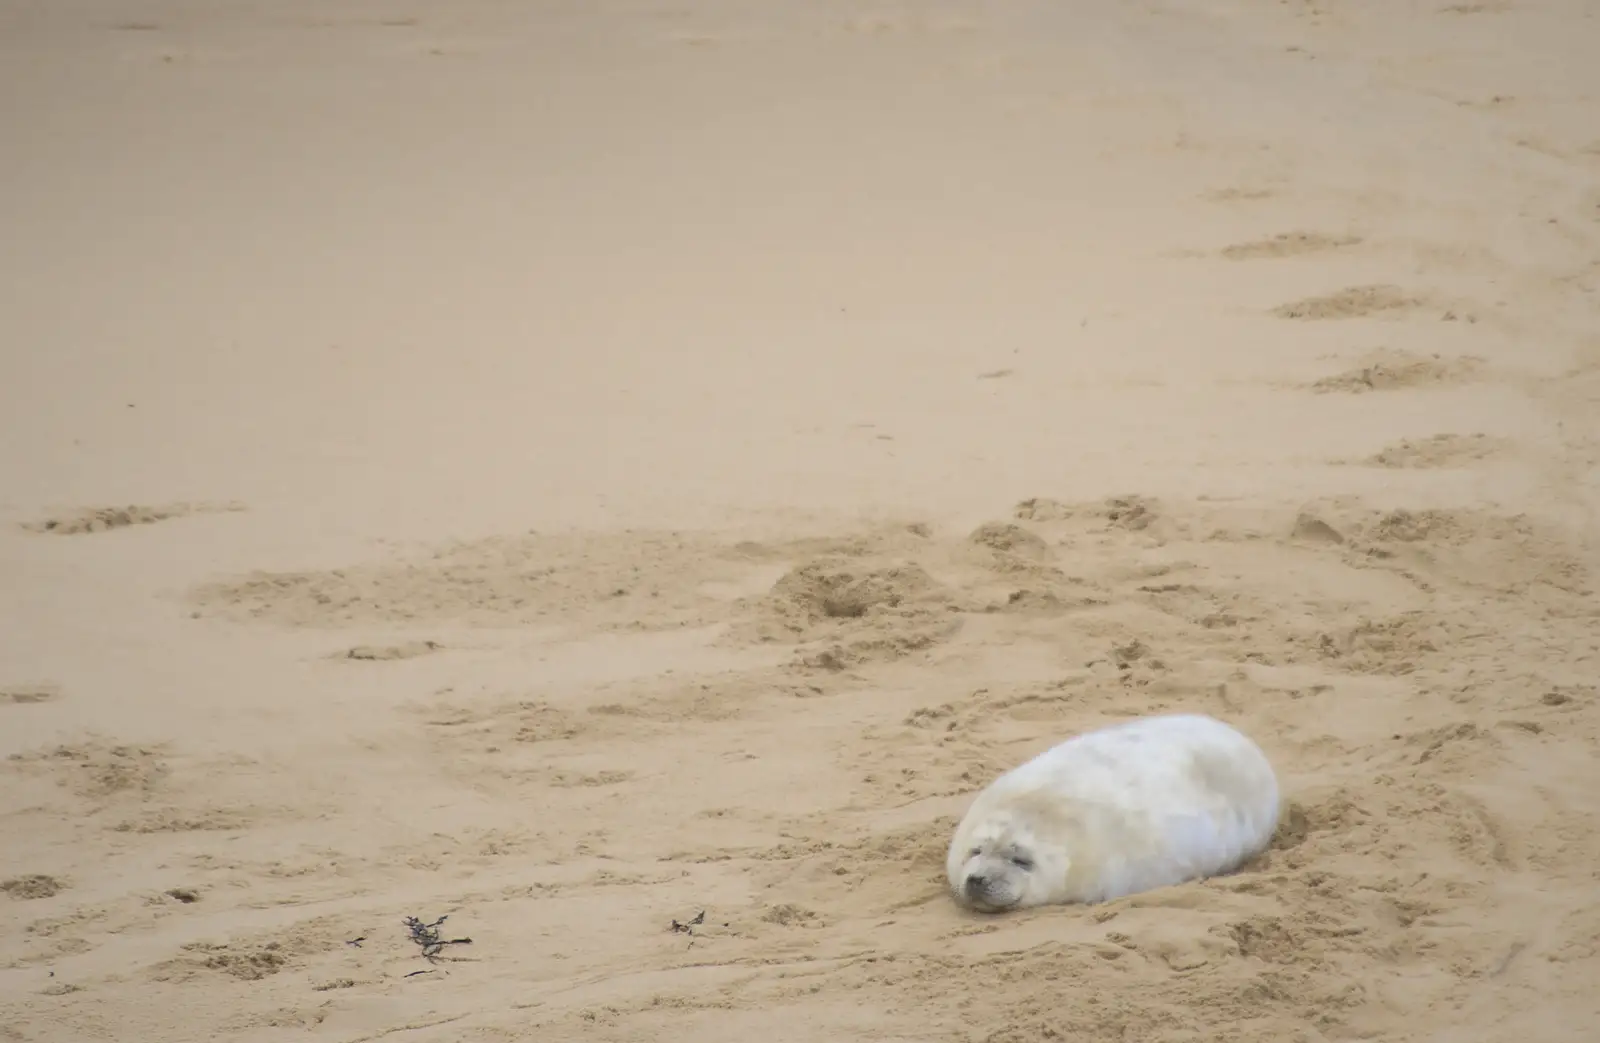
[952,816,1066,913]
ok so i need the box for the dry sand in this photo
[2,2,1598,1041]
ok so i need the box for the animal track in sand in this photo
[1220,232,1362,260]
[588,669,829,722]
[966,522,1052,563]
[1300,612,1449,676]
[740,819,956,918]
[1307,348,1486,393]
[22,501,244,535]
[7,740,170,800]
[187,528,749,630]
[1271,284,1426,320]
[1131,581,1264,633]
[1202,185,1278,202]
[1290,500,1592,597]
[727,556,970,672]
[417,668,802,768]
[2,874,65,900]
[1,683,61,705]
[112,805,274,835]
[339,640,442,661]
[187,524,936,637]
[1013,494,1163,533]
[148,915,356,983]
[1351,433,1510,469]
[1403,722,1503,770]
[413,683,730,794]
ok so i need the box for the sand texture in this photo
[3,2,1599,1041]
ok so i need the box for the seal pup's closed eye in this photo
[947,713,1281,912]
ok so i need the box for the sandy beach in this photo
[2,1,1597,1040]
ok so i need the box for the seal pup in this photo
[947,713,1280,912]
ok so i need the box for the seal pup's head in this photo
[949,811,1068,913]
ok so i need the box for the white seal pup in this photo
[947,713,1280,912]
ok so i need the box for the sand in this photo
[2,1,1598,1040]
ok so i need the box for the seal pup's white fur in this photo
[947,713,1280,911]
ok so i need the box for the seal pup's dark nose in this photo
[964,873,988,897]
